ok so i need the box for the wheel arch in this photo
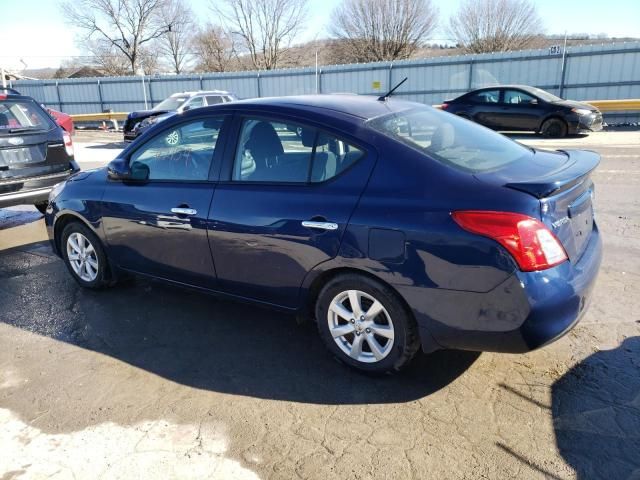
[301,266,414,324]
[538,114,568,133]
[53,211,106,258]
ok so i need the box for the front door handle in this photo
[302,220,338,231]
[171,207,197,216]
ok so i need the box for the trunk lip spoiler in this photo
[503,149,600,199]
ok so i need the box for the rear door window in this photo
[503,90,536,105]
[205,96,224,105]
[232,118,364,183]
[467,90,500,104]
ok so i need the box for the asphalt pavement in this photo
[0,130,639,479]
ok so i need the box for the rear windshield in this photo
[0,99,53,134]
[368,106,531,173]
[154,96,188,111]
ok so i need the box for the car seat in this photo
[245,122,284,181]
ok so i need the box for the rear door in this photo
[466,89,502,128]
[207,114,375,307]
[0,97,71,183]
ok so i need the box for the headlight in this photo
[571,108,592,116]
[139,116,159,128]
[49,180,66,202]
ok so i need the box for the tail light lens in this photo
[440,103,449,110]
[452,210,568,272]
[62,131,74,157]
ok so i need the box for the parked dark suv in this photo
[0,88,79,214]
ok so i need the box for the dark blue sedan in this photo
[44,95,602,373]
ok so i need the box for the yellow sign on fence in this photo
[372,81,381,90]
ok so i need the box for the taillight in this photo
[0,94,6,100]
[440,103,449,110]
[63,131,74,157]
[452,211,568,272]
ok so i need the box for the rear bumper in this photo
[411,225,602,353]
[0,167,77,208]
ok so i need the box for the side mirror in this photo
[107,157,131,180]
[130,161,150,181]
[182,105,191,112]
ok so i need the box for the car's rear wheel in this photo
[34,202,48,214]
[61,222,113,289]
[540,118,568,138]
[315,274,420,373]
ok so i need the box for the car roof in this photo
[172,90,233,97]
[227,94,422,121]
[468,85,540,93]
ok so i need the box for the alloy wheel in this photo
[66,232,99,282]
[327,290,395,363]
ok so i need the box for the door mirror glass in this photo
[130,161,150,181]
[182,105,191,112]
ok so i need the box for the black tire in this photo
[61,221,113,289]
[540,118,568,138]
[315,274,420,374]
[34,202,48,214]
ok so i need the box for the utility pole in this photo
[1,66,6,88]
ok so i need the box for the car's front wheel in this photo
[540,118,568,138]
[61,222,113,289]
[315,274,420,373]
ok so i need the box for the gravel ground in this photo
[0,130,639,479]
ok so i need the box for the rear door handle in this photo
[171,207,197,216]
[302,220,338,231]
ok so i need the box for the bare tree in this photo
[157,0,194,73]
[62,0,173,74]
[329,0,438,63]
[192,24,238,73]
[449,0,544,54]
[212,0,308,70]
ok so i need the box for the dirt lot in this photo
[1,131,639,479]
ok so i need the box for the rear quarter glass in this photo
[368,106,531,173]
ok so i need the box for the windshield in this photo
[0,99,53,134]
[153,96,188,111]
[528,87,563,103]
[368,106,531,173]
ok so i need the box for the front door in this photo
[102,116,228,288]
[207,116,375,307]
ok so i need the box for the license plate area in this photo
[569,192,594,256]
[0,145,46,166]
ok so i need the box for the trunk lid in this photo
[475,149,599,261]
[0,130,72,182]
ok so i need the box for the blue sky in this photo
[1,0,639,69]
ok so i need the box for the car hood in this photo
[550,99,598,112]
[127,109,171,120]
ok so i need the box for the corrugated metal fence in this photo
[12,41,640,124]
